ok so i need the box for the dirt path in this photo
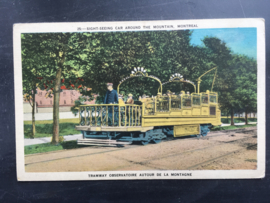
[25,127,257,172]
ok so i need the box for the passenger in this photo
[166,90,172,96]
[126,93,134,104]
[202,90,209,104]
[185,96,191,106]
[139,94,145,102]
[125,93,135,125]
[203,96,208,103]
[156,92,162,99]
[118,94,125,106]
[140,94,149,102]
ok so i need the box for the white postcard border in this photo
[14,18,265,181]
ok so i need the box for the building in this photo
[23,89,96,113]
[23,101,37,113]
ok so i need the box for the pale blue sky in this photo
[190,28,257,59]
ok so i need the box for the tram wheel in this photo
[152,139,162,144]
[141,141,149,145]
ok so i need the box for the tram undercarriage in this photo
[77,124,212,146]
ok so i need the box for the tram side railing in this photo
[79,104,142,127]
[143,92,218,115]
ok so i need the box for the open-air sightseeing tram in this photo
[76,67,221,146]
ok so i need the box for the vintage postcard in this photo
[14,19,265,181]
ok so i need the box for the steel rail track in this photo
[185,144,257,170]
[25,127,256,158]
[108,136,257,169]
[25,133,256,166]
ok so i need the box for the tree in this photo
[232,55,257,124]
[202,37,237,125]
[21,34,55,138]
[202,37,257,125]
[22,33,99,144]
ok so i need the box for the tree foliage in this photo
[79,30,217,99]
[202,37,257,124]
[22,30,257,139]
[22,33,98,143]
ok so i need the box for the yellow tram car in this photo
[76,67,221,146]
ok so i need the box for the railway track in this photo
[185,144,257,170]
[25,128,256,168]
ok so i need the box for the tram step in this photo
[77,138,132,146]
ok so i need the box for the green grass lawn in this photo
[24,119,80,138]
[25,140,88,155]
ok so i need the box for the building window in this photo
[71,99,73,104]
[50,100,52,105]
[40,101,42,105]
[63,92,66,96]
[38,92,42,96]
[64,100,66,104]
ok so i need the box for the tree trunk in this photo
[52,66,62,145]
[230,108,234,126]
[245,108,248,125]
[31,92,36,138]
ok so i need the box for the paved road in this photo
[221,122,257,126]
[24,127,257,172]
[24,112,79,121]
[24,134,82,146]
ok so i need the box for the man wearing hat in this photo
[103,83,119,126]
[166,90,172,96]
[104,83,118,104]
[126,93,134,104]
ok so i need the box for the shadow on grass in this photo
[61,141,88,149]
[25,140,88,155]
[24,123,80,138]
